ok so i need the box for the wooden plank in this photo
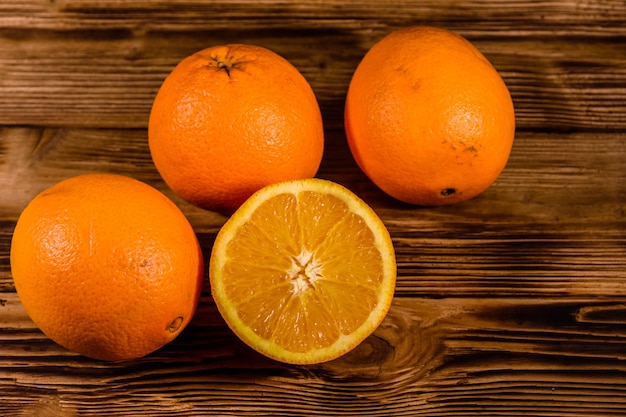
[4,0,626,32]
[0,2,625,129]
[1,128,623,221]
[1,128,624,297]
[1,293,626,416]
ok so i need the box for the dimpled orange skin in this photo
[148,44,324,214]
[345,26,515,205]
[10,174,204,361]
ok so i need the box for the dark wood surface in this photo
[1,1,625,415]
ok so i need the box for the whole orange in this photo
[10,174,204,361]
[148,44,324,214]
[345,26,515,205]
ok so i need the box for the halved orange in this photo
[209,178,396,364]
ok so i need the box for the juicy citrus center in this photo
[210,179,396,364]
[288,249,323,294]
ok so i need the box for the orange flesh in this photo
[222,191,384,352]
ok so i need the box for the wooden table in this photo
[1,1,625,415]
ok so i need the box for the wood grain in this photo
[2,294,626,415]
[1,129,624,297]
[1,0,625,415]
[1,1,625,130]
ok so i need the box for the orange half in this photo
[209,178,396,364]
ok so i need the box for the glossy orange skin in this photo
[345,26,515,205]
[10,174,204,361]
[149,44,324,214]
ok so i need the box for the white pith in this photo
[288,249,323,295]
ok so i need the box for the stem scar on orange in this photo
[10,174,204,361]
[148,44,325,214]
[209,178,397,365]
[345,25,515,206]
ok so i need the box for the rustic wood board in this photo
[1,1,625,415]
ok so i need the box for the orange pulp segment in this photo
[209,178,396,364]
